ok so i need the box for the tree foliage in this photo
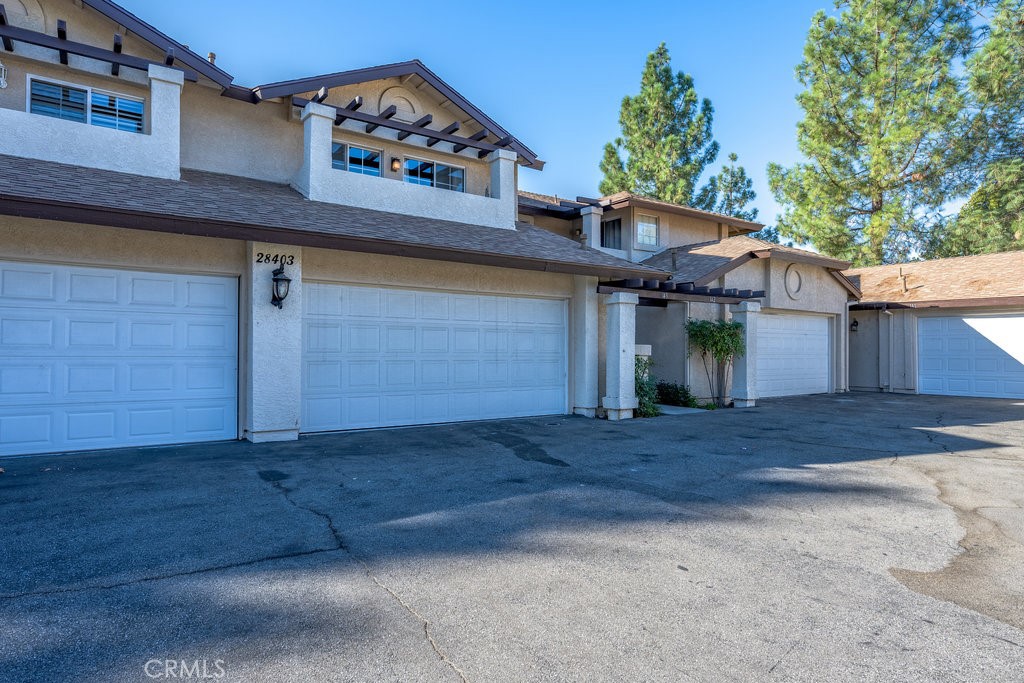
[685,319,745,408]
[768,0,979,266]
[706,153,759,221]
[600,43,720,209]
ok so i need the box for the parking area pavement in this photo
[1,393,1022,682]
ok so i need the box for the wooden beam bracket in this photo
[397,113,432,140]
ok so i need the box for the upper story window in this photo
[601,218,623,250]
[636,214,659,247]
[404,158,465,193]
[331,142,382,176]
[29,78,144,133]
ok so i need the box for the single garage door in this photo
[918,315,1024,398]
[756,313,830,397]
[0,261,238,456]
[302,283,567,431]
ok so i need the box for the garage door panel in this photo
[302,283,567,432]
[918,315,1024,398]
[0,262,238,456]
[756,314,830,398]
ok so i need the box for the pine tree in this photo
[767,0,978,266]
[599,43,719,209]
[707,153,759,221]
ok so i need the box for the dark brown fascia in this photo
[597,285,749,305]
[600,195,764,233]
[691,253,759,287]
[851,296,1024,310]
[751,248,851,270]
[830,270,862,299]
[0,197,664,282]
[80,0,233,88]
[253,60,542,169]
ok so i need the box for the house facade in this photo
[519,192,860,403]
[0,0,677,457]
[846,252,1024,399]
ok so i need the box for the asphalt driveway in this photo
[1,393,1022,682]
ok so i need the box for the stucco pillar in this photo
[579,205,603,247]
[146,64,184,180]
[730,300,760,407]
[295,101,335,201]
[244,242,303,443]
[572,275,600,417]
[602,291,639,420]
[487,149,518,228]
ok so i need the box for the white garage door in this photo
[756,313,831,397]
[302,283,567,431]
[918,315,1024,398]
[0,262,238,456]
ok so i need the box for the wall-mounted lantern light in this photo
[0,61,8,89]
[271,265,291,309]
[390,157,401,173]
[850,319,859,332]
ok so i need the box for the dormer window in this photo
[637,214,659,247]
[404,158,465,193]
[28,77,144,133]
[331,143,382,176]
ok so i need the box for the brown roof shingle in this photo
[844,252,1024,305]
[0,155,666,280]
[643,236,851,285]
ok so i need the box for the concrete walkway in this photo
[0,393,1021,681]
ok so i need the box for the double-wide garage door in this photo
[756,313,831,398]
[302,283,568,431]
[918,315,1024,398]
[0,262,238,456]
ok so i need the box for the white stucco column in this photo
[147,64,184,180]
[244,242,303,442]
[487,149,518,228]
[572,275,600,417]
[294,101,335,201]
[602,291,639,421]
[579,205,603,247]
[730,300,760,407]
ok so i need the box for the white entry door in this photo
[301,283,568,431]
[0,262,238,456]
[918,315,1024,398]
[756,313,831,397]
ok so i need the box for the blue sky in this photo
[120,0,830,225]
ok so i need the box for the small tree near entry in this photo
[685,319,745,408]
[634,356,660,417]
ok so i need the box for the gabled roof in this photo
[249,60,541,169]
[844,251,1024,306]
[0,155,663,281]
[643,236,860,297]
[80,0,234,88]
[599,192,764,234]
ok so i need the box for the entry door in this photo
[0,262,238,456]
[302,283,568,431]
[756,313,831,397]
[918,315,1024,398]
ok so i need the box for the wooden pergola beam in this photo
[311,86,329,104]
[0,5,13,52]
[293,96,503,155]
[111,33,121,76]
[453,129,488,154]
[478,135,512,159]
[365,104,395,133]
[334,96,363,124]
[427,121,459,147]
[56,19,68,64]
[397,113,432,140]
[0,22,198,80]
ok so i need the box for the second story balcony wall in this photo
[0,63,183,180]
[293,102,518,230]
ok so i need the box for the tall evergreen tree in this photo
[928,0,1024,257]
[767,0,978,266]
[599,43,719,209]
[706,153,759,221]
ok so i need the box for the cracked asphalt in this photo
[1,393,1022,682]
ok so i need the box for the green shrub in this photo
[656,381,699,408]
[634,356,660,417]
